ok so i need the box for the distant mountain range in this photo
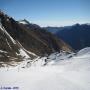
[0,11,72,64]
[45,23,90,51]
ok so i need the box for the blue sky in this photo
[0,0,90,26]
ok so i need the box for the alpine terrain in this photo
[0,11,72,67]
[0,11,90,90]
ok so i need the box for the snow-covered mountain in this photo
[0,11,73,67]
[1,11,90,90]
[0,47,90,90]
[18,19,30,25]
[0,18,36,67]
[18,19,40,29]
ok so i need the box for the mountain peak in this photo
[18,19,30,24]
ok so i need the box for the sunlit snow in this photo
[0,47,90,90]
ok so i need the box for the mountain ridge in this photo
[45,23,90,50]
[0,11,73,65]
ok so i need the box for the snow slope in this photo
[0,48,90,90]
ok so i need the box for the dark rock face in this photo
[0,22,23,65]
[0,11,72,64]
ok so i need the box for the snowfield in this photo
[0,47,90,90]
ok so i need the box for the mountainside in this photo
[45,24,90,50]
[0,11,72,65]
[0,16,36,67]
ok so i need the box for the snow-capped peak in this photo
[18,19,30,25]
